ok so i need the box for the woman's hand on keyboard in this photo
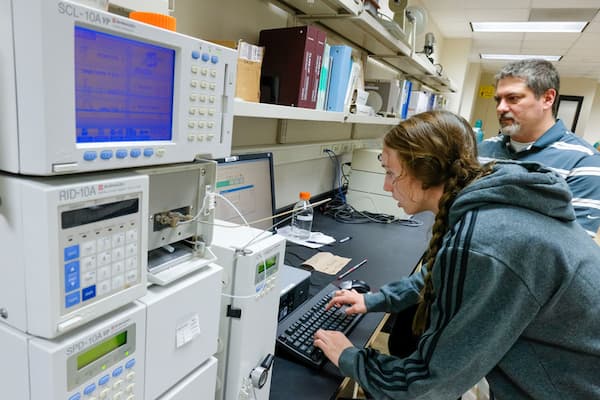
[325,289,367,315]
[313,329,353,367]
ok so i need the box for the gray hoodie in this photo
[339,161,600,399]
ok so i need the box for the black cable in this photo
[322,200,422,227]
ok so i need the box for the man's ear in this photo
[543,88,557,111]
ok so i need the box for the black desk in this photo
[270,211,433,400]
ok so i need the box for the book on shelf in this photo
[399,79,413,119]
[315,43,331,110]
[258,25,325,109]
[343,58,364,113]
[310,29,327,106]
[326,45,353,113]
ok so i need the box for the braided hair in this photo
[382,110,493,335]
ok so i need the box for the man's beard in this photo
[499,113,521,136]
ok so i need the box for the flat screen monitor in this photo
[214,153,276,230]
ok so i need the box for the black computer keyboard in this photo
[276,283,364,368]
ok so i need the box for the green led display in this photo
[257,255,277,274]
[77,331,127,370]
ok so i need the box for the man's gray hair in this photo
[495,59,560,115]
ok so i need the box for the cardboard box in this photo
[211,40,264,103]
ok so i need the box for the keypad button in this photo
[115,149,128,159]
[97,237,111,253]
[112,233,125,248]
[143,148,154,157]
[65,262,80,292]
[83,151,97,161]
[81,256,97,272]
[112,247,125,262]
[65,292,81,308]
[82,285,96,302]
[64,245,80,261]
[82,271,97,287]
[97,266,111,282]
[100,150,113,160]
[112,275,125,290]
[125,243,137,258]
[97,251,111,267]
[129,149,141,158]
[97,280,111,296]
[80,240,96,257]
[125,257,137,271]
[112,261,125,276]
[125,270,138,284]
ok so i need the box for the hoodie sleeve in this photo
[338,250,541,399]
[364,267,426,313]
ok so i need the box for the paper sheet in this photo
[276,225,336,248]
[302,252,351,275]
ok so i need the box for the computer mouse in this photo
[338,279,370,294]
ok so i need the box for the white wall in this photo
[439,38,472,115]
[583,83,600,145]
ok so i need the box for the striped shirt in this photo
[478,119,600,237]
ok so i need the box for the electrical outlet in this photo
[341,143,352,153]
[332,144,341,153]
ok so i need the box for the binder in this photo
[325,45,353,112]
[315,43,331,110]
[399,80,413,119]
[259,25,325,109]
[310,29,327,105]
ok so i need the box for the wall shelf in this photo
[274,0,456,93]
[234,99,399,126]
[233,100,345,122]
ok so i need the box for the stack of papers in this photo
[276,225,336,249]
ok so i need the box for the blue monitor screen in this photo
[74,26,175,143]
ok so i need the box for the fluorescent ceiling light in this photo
[480,54,562,61]
[471,21,587,33]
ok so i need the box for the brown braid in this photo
[382,110,494,336]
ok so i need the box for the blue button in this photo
[68,393,81,400]
[82,285,96,302]
[143,148,154,157]
[65,291,80,308]
[191,50,200,59]
[83,383,96,395]
[98,375,110,386]
[211,55,219,64]
[64,261,80,292]
[64,245,79,261]
[112,366,123,377]
[125,359,136,369]
[100,150,113,160]
[83,151,97,161]
[130,149,141,158]
[201,53,210,62]
[115,149,128,159]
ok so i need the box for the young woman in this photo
[314,110,600,399]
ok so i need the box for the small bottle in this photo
[291,192,313,240]
[473,119,484,143]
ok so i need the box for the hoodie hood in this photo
[449,160,575,226]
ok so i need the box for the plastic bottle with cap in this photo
[473,119,484,143]
[291,192,313,240]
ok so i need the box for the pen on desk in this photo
[338,236,351,243]
[337,259,368,280]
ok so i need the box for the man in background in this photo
[478,59,600,237]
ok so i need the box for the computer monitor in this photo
[214,153,276,230]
